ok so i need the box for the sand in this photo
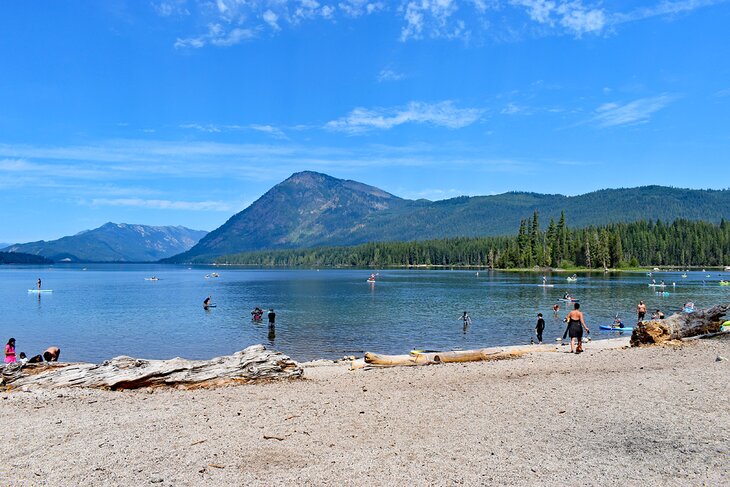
[0,336,728,486]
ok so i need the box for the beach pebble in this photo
[716,356,727,362]
[150,477,164,483]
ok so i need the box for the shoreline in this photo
[1,335,728,485]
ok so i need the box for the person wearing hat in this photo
[535,313,545,344]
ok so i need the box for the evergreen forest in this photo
[213,214,730,269]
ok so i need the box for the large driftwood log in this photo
[0,344,302,390]
[631,304,729,346]
[363,346,538,367]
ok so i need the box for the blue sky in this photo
[1,0,729,243]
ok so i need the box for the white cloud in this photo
[175,23,256,49]
[339,1,385,17]
[90,198,233,211]
[377,68,406,82]
[511,0,606,36]
[163,1,727,47]
[180,123,221,133]
[263,10,280,30]
[500,103,523,114]
[325,101,484,133]
[591,95,675,127]
[613,0,727,24]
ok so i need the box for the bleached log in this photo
[363,346,536,367]
[0,344,302,390]
[630,304,729,346]
[363,351,437,366]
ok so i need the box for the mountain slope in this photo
[169,171,730,262]
[3,223,207,262]
[172,171,403,260]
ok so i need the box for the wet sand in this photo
[0,336,728,486]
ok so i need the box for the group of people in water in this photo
[4,338,60,364]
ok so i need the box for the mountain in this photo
[2,223,207,262]
[169,171,730,262]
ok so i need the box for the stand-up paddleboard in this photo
[599,325,633,332]
[558,298,579,303]
[538,284,555,287]
[648,284,666,288]
[28,289,52,293]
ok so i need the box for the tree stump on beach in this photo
[0,344,302,390]
[630,304,729,346]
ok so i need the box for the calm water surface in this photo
[1,264,729,362]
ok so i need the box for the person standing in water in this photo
[535,313,545,344]
[203,296,212,309]
[563,303,589,353]
[459,311,472,333]
[637,300,647,322]
[37,278,41,290]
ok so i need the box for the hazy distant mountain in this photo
[0,243,10,249]
[2,223,207,262]
[169,171,730,262]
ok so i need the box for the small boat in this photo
[599,325,634,332]
[211,272,220,278]
[566,276,578,282]
[720,281,730,286]
[681,274,688,278]
[144,277,159,281]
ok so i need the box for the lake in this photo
[1,264,729,363]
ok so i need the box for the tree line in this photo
[214,213,730,268]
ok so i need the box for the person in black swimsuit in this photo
[535,313,545,344]
[563,303,590,353]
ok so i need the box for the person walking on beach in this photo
[460,311,472,333]
[637,300,647,322]
[535,313,545,344]
[563,303,589,353]
[4,338,16,363]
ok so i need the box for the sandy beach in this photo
[1,336,728,486]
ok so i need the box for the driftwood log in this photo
[631,303,729,346]
[363,346,536,367]
[0,344,302,391]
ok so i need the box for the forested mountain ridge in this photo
[215,217,730,269]
[3,223,207,262]
[168,171,730,262]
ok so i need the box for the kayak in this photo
[599,325,634,332]
[28,289,52,293]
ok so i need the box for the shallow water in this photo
[1,264,728,362]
